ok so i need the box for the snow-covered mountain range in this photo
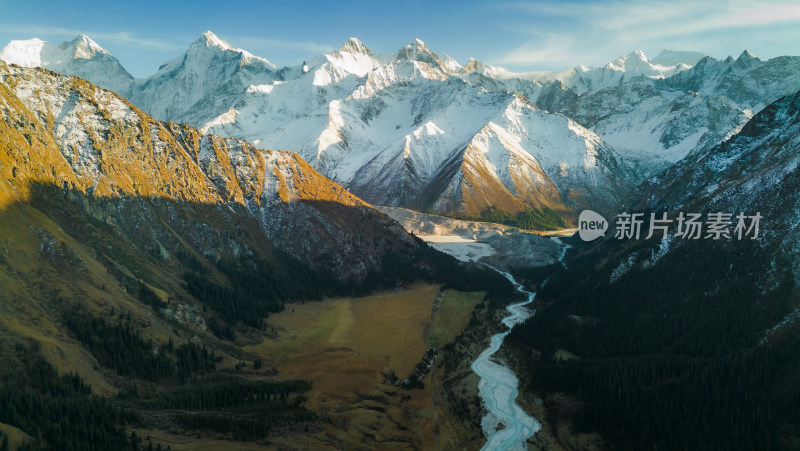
[4,31,799,218]
[482,48,707,94]
[115,33,636,216]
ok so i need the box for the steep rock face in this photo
[623,88,800,272]
[124,31,278,126]
[0,62,417,281]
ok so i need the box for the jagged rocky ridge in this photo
[0,61,423,284]
[621,87,800,279]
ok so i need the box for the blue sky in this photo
[2,0,799,78]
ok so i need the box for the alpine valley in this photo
[0,55,532,449]
[1,29,799,451]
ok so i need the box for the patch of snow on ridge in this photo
[317,100,344,154]
[567,120,599,169]
[643,234,673,268]
[247,84,274,94]
[417,121,445,138]
[760,309,800,345]
[313,65,333,86]
[331,52,377,77]
[200,108,239,134]
[610,251,639,283]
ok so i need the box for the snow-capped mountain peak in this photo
[388,38,458,78]
[462,57,488,72]
[198,30,234,50]
[604,49,690,77]
[65,34,107,59]
[187,31,276,67]
[0,38,46,67]
[606,49,651,72]
[124,30,279,122]
[735,49,761,68]
[738,49,758,61]
[396,39,439,63]
[0,35,133,93]
[336,37,374,56]
[322,37,383,78]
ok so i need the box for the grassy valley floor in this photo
[130,284,486,450]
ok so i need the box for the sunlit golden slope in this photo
[0,61,430,389]
[0,62,418,277]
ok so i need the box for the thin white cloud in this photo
[500,33,581,67]
[494,0,800,69]
[0,23,184,50]
[724,3,800,27]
